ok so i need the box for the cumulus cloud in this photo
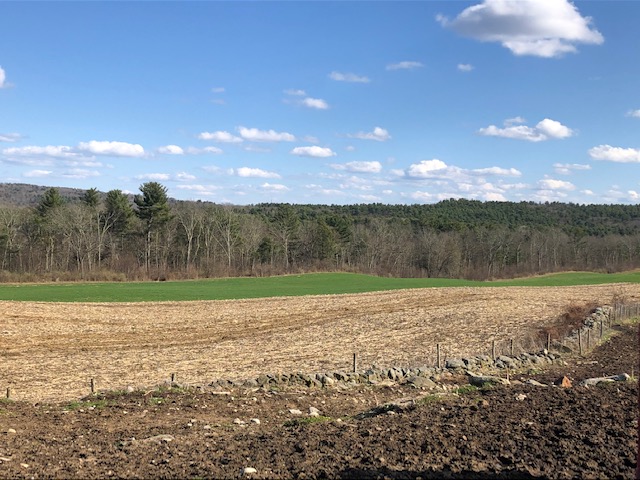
[135,173,171,181]
[438,0,604,58]
[186,146,223,155]
[290,146,336,158]
[588,145,640,163]
[537,178,576,190]
[175,184,220,196]
[61,168,100,179]
[330,161,382,173]
[406,159,448,178]
[238,127,295,142]
[553,163,591,175]
[158,145,184,155]
[24,169,52,178]
[236,167,281,178]
[471,166,521,176]
[197,130,243,143]
[0,66,8,88]
[457,63,474,72]
[479,118,573,141]
[175,172,196,181]
[260,183,289,192]
[329,71,370,83]
[78,140,145,157]
[626,109,640,118]
[0,133,22,142]
[300,97,329,110]
[2,145,79,159]
[347,127,391,142]
[386,61,424,71]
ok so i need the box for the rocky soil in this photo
[0,323,637,479]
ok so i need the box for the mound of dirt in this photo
[0,324,637,479]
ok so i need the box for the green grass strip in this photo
[0,271,638,303]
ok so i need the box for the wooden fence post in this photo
[491,340,496,362]
[5,387,10,399]
[547,332,551,352]
[352,353,357,373]
[578,330,583,356]
[600,319,604,339]
[436,343,441,369]
[90,378,95,394]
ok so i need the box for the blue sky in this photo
[1,1,639,205]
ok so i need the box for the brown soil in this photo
[0,319,638,478]
[0,289,638,479]
[1,284,638,402]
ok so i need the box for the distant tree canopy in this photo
[0,182,639,281]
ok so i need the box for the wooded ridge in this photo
[1,182,639,281]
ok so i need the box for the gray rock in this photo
[446,358,466,369]
[468,372,510,387]
[405,375,436,389]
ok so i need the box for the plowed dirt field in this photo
[1,284,638,402]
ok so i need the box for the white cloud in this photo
[628,190,640,201]
[135,173,171,181]
[478,118,573,141]
[197,130,243,143]
[439,0,604,58]
[329,71,371,83]
[0,66,8,88]
[471,166,521,176]
[62,168,100,179]
[175,184,220,196]
[581,189,594,196]
[261,183,289,192]
[553,163,591,175]
[244,145,271,153]
[300,97,329,110]
[386,61,424,71]
[24,169,52,178]
[290,146,336,158]
[78,140,145,157]
[186,146,224,155]
[409,191,434,202]
[406,159,448,178]
[238,127,296,142]
[0,133,22,142]
[158,145,184,155]
[176,172,196,181]
[537,178,575,190]
[484,192,507,201]
[236,167,281,178]
[211,87,225,93]
[457,63,474,72]
[3,145,80,158]
[284,89,306,96]
[588,145,640,163]
[535,118,574,139]
[331,161,382,173]
[627,109,640,118]
[347,127,391,142]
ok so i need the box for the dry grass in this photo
[1,284,638,402]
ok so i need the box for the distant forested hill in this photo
[0,183,88,207]
[1,182,640,281]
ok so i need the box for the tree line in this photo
[1,181,640,282]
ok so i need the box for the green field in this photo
[0,271,638,303]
